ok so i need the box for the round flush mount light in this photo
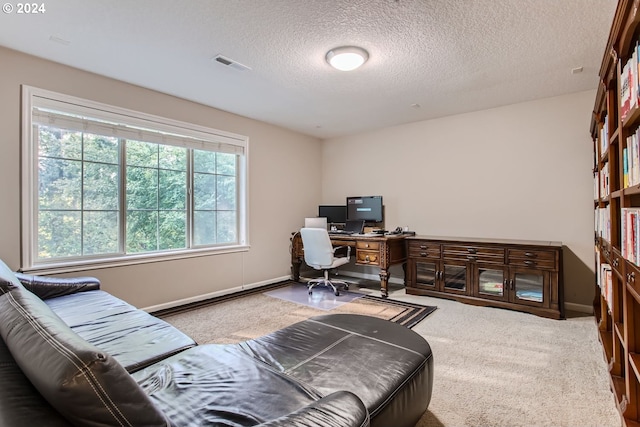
[326,46,369,71]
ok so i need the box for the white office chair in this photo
[300,227,351,296]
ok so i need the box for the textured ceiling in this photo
[0,0,618,138]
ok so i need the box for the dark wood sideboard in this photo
[405,236,564,319]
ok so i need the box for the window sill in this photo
[20,245,250,275]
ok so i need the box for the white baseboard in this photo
[142,275,290,313]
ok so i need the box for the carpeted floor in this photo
[158,278,621,427]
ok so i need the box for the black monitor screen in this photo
[318,205,347,223]
[346,196,383,223]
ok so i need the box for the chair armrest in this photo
[257,391,369,427]
[333,246,352,258]
[14,273,101,300]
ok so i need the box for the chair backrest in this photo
[300,227,335,269]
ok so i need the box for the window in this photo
[22,86,248,272]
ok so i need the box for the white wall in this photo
[322,91,596,307]
[0,46,322,308]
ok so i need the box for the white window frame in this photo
[21,85,249,274]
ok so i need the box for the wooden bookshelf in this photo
[592,1,640,424]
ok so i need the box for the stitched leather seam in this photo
[284,334,351,374]
[307,318,429,359]
[4,292,132,426]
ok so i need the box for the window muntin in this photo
[23,86,248,271]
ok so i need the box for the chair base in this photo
[307,271,349,296]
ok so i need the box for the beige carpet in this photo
[159,281,621,427]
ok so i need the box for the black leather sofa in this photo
[0,259,433,427]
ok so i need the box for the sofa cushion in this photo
[0,338,73,427]
[0,258,22,293]
[46,290,196,372]
[0,286,173,427]
[132,344,324,426]
[239,314,433,427]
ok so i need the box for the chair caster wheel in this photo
[334,291,340,296]
[308,290,312,295]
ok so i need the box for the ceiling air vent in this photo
[213,54,251,72]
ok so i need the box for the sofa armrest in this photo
[14,273,100,300]
[257,391,369,427]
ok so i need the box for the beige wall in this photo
[322,91,596,308]
[0,46,322,308]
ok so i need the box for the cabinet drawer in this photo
[408,242,441,259]
[507,249,556,270]
[356,250,380,266]
[356,241,380,250]
[443,245,504,263]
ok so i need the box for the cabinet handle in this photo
[467,256,477,262]
[364,255,370,262]
[524,260,536,266]
[503,279,508,289]
[437,271,443,281]
[524,252,537,258]
[420,245,427,249]
[509,279,514,290]
[365,243,369,248]
[420,252,427,257]
[628,272,636,283]
[467,248,477,254]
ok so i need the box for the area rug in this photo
[264,282,365,310]
[156,280,436,345]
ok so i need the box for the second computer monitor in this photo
[318,205,347,224]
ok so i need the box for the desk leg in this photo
[291,259,301,282]
[379,270,389,298]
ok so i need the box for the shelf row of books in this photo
[598,161,610,198]
[621,42,640,121]
[596,247,613,312]
[596,207,611,242]
[625,127,640,187]
[621,207,640,265]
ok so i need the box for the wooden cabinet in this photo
[406,236,564,319]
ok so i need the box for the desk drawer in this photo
[507,249,556,270]
[356,250,380,266]
[357,241,380,251]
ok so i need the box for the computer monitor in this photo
[346,196,383,223]
[318,205,347,224]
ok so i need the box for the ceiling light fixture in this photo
[326,46,369,71]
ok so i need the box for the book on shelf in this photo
[600,115,609,156]
[621,207,640,264]
[595,207,611,242]
[594,171,600,200]
[599,262,613,313]
[599,161,610,197]
[622,59,632,120]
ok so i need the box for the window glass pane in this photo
[126,210,158,253]
[217,175,236,210]
[217,153,236,176]
[217,211,236,244]
[159,211,186,250]
[159,145,186,171]
[83,133,119,164]
[38,211,81,258]
[127,167,158,210]
[194,150,216,173]
[194,173,216,210]
[39,126,82,160]
[126,140,158,167]
[83,211,119,255]
[39,158,82,210]
[159,170,186,210]
[83,162,119,210]
[194,211,216,245]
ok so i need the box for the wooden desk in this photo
[290,232,407,297]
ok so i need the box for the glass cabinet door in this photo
[477,266,506,300]
[443,263,467,294]
[511,268,548,307]
[415,261,439,290]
